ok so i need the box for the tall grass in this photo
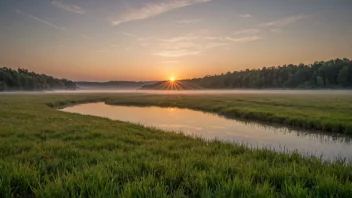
[0,94,351,197]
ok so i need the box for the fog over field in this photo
[1,89,352,95]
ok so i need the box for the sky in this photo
[0,0,352,81]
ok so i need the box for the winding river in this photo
[62,102,352,161]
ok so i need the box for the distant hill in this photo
[142,58,352,90]
[0,67,76,91]
[76,81,157,90]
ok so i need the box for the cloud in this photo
[240,14,251,18]
[259,14,308,27]
[110,0,212,25]
[203,35,262,44]
[121,32,153,46]
[176,19,202,24]
[52,1,86,14]
[233,29,260,36]
[82,35,92,40]
[157,42,200,57]
[157,60,180,64]
[155,31,261,58]
[204,42,229,49]
[15,9,66,30]
[157,34,201,55]
[160,41,200,50]
[155,50,202,57]
[121,31,137,38]
[225,35,262,43]
[270,28,282,33]
[159,35,199,43]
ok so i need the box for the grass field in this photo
[103,93,352,134]
[1,93,352,197]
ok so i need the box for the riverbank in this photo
[0,93,352,197]
[61,102,352,161]
[104,93,352,134]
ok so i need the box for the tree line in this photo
[0,67,76,91]
[182,58,352,89]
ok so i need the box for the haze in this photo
[1,0,351,81]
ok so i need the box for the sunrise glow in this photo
[0,1,351,81]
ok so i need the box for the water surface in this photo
[62,102,352,161]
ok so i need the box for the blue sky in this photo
[0,0,351,81]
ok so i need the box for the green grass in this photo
[102,93,352,134]
[0,93,352,197]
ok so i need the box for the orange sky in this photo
[1,0,352,81]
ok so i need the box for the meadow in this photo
[1,93,352,197]
[103,92,352,134]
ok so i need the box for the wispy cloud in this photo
[82,35,92,40]
[110,0,212,25]
[259,14,308,27]
[120,31,153,47]
[15,9,66,30]
[233,29,260,36]
[155,34,201,57]
[155,30,260,58]
[225,35,262,43]
[176,19,202,24]
[121,31,153,45]
[121,31,137,38]
[155,50,202,58]
[204,35,262,44]
[159,35,199,43]
[157,60,180,64]
[270,28,282,33]
[203,42,229,49]
[52,0,86,14]
[160,41,200,50]
[240,14,251,18]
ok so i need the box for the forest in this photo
[188,58,352,89]
[0,67,76,91]
[143,58,352,90]
[2,58,352,91]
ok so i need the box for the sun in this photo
[169,77,175,82]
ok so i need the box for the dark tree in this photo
[0,67,77,91]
